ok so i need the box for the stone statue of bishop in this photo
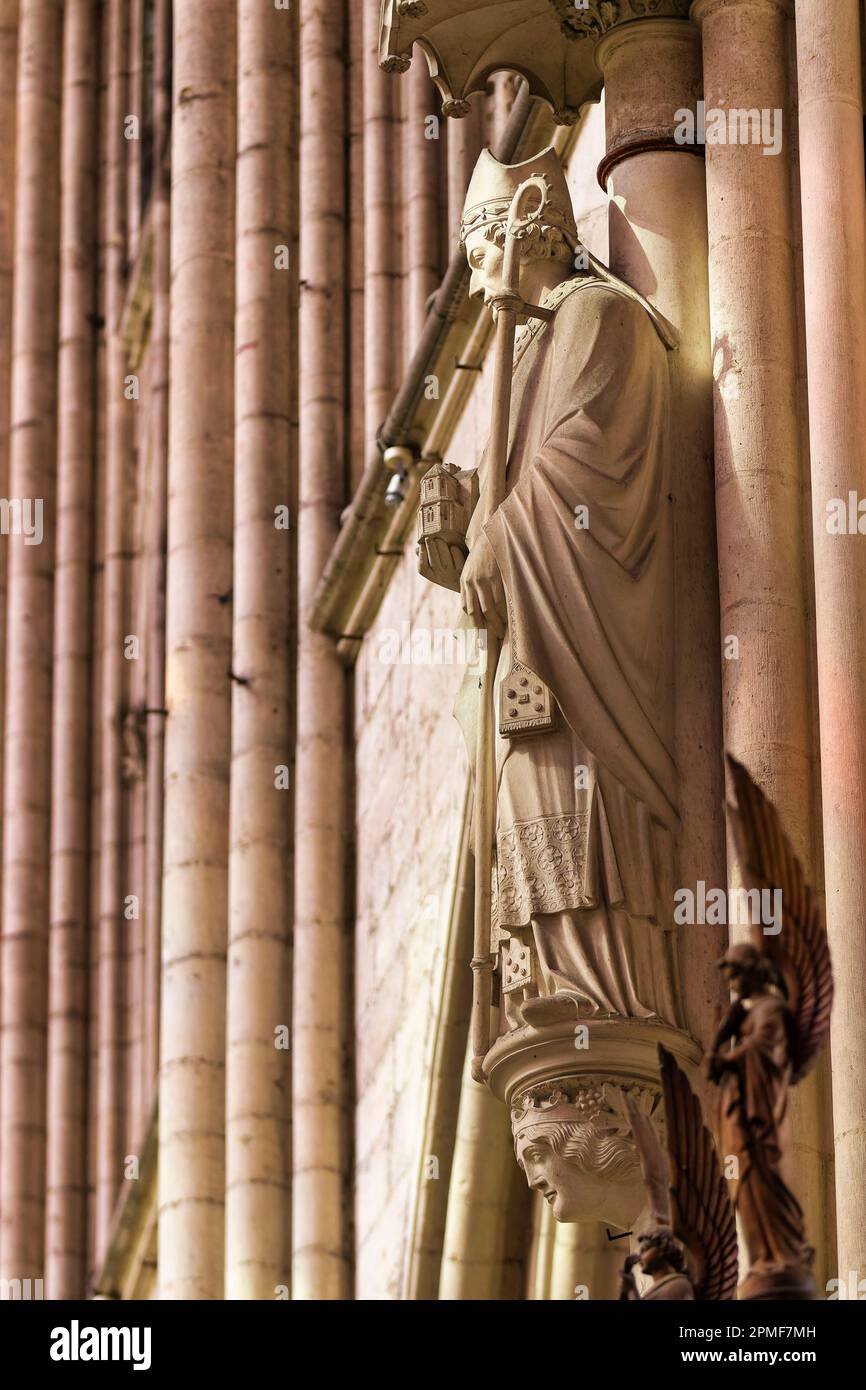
[418,145,683,1037]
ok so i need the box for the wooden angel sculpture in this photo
[705,757,834,1301]
[619,1044,738,1301]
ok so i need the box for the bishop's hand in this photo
[460,529,506,639]
[417,537,465,593]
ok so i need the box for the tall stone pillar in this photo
[294,0,351,1301]
[690,0,830,1280]
[143,0,171,1105]
[96,0,133,1263]
[126,0,143,262]
[46,0,98,1300]
[347,0,366,490]
[0,0,62,1284]
[596,12,727,1048]
[0,0,15,1268]
[404,58,442,348]
[794,0,866,1283]
[363,0,402,448]
[0,0,17,977]
[226,0,293,1300]
[550,1221,622,1301]
[159,0,236,1300]
[438,1050,517,1301]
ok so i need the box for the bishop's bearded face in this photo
[464,226,506,306]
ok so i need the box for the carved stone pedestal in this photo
[485,1015,702,1103]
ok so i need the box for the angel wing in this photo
[659,1045,738,1301]
[726,755,833,1081]
[624,1091,670,1230]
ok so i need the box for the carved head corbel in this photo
[510,1078,658,1228]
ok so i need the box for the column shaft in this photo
[126,0,143,262]
[0,0,17,1021]
[0,0,62,1282]
[294,0,351,1300]
[46,0,98,1299]
[142,0,171,1107]
[795,0,866,1282]
[225,0,294,1300]
[597,17,727,1043]
[692,0,830,1279]
[159,0,236,1300]
[96,0,132,1260]
[438,1048,516,1300]
[363,0,401,446]
[403,58,441,348]
[347,0,366,486]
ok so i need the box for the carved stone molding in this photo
[550,0,691,39]
[484,1014,703,1106]
[380,0,695,125]
[380,53,413,76]
[378,1,592,123]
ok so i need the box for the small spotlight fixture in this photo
[383,445,414,509]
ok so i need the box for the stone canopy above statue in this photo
[379,0,692,123]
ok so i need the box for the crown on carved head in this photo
[460,146,578,248]
[510,1077,659,1142]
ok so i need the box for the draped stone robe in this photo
[455,274,683,1031]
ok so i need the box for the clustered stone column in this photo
[0,0,459,1303]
